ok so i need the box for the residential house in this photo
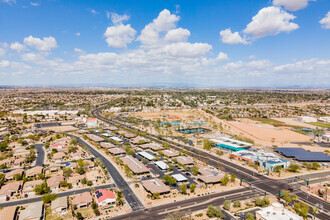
[51,197,67,215]
[53,152,66,162]
[67,174,84,187]
[0,181,23,200]
[47,175,64,191]
[5,169,24,181]
[0,206,18,220]
[25,166,43,178]
[94,189,116,207]
[18,201,44,220]
[22,180,43,197]
[85,170,101,184]
[72,192,93,209]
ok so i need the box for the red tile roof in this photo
[95,189,116,203]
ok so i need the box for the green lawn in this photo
[249,118,284,126]
[307,122,330,129]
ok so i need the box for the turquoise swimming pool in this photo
[178,127,211,134]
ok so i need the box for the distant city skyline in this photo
[0,0,329,88]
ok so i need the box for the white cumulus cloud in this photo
[243,6,299,39]
[273,0,315,11]
[219,28,249,45]
[164,28,190,42]
[10,42,27,52]
[138,9,180,46]
[110,13,130,24]
[320,11,330,29]
[162,42,212,58]
[104,24,136,48]
[23,36,58,51]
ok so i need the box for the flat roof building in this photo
[162,149,179,158]
[171,174,188,182]
[138,151,155,160]
[141,178,171,194]
[108,147,126,155]
[176,156,194,165]
[256,203,302,220]
[122,156,149,174]
[154,161,169,170]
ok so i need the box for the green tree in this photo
[287,164,301,172]
[312,206,318,220]
[76,212,84,220]
[42,193,58,204]
[152,192,160,199]
[180,183,187,194]
[0,173,5,187]
[245,213,255,220]
[34,182,50,195]
[206,205,225,219]
[223,200,231,211]
[203,139,213,150]
[191,166,199,176]
[230,173,236,182]
[273,165,282,173]
[190,183,196,193]
[281,190,292,204]
[62,167,73,178]
[233,200,241,208]
[221,174,229,186]
[163,175,177,186]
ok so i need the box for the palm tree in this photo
[312,206,318,220]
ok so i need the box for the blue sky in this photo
[0,0,329,87]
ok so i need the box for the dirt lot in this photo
[272,118,319,129]
[42,125,78,132]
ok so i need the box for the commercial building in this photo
[171,174,188,182]
[198,168,224,184]
[233,150,290,171]
[256,203,302,220]
[122,156,149,174]
[154,161,169,170]
[138,151,155,161]
[162,149,179,158]
[141,178,171,194]
[211,137,252,152]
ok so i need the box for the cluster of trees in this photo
[303,162,320,170]
[206,205,225,219]
[287,164,301,173]
[255,196,270,207]
[163,175,177,186]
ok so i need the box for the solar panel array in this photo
[95,191,103,198]
[276,148,330,162]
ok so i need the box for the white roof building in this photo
[110,136,123,142]
[138,151,155,160]
[256,203,302,220]
[171,174,188,182]
[154,161,169,170]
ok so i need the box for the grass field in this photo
[250,118,284,126]
[307,122,330,129]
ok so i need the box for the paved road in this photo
[34,143,45,167]
[92,106,330,219]
[0,183,115,208]
[110,187,261,220]
[71,135,144,211]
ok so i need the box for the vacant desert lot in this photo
[42,125,78,132]
[272,118,319,129]
[131,109,205,121]
[227,121,311,143]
